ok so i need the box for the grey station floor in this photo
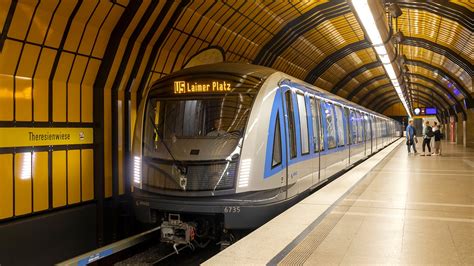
[278,140,474,265]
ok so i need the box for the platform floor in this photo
[206,140,474,265]
[277,140,474,265]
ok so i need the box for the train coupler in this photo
[160,213,196,252]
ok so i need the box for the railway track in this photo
[57,226,222,266]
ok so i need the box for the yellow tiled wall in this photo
[0,0,122,220]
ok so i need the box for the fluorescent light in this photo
[20,153,32,180]
[133,156,142,187]
[352,0,383,45]
[352,0,411,116]
[238,159,252,188]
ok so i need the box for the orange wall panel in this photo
[7,1,36,40]
[52,150,66,208]
[44,1,78,48]
[14,153,32,216]
[81,149,94,201]
[15,77,32,121]
[33,78,48,121]
[0,75,14,121]
[52,53,74,122]
[33,151,49,212]
[0,154,13,219]
[67,150,81,204]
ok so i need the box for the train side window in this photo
[285,90,297,159]
[334,105,345,147]
[272,113,282,167]
[344,107,350,145]
[317,99,325,151]
[350,110,357,144]
[356,111,363,143]
[364,114,370,141]
[324,102,337,149]
[310,97,320,152]
[297,93,310,155]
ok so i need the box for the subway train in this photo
[131,63,401,247]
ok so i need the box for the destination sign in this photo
[0,127,93,148]
[174,80,232,94]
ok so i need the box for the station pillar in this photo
[456,114,463,145]
[467,110,474,148]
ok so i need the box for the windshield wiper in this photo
[148,115,185,175]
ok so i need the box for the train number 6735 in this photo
[224,206,241,213]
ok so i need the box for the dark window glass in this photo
[350,110,358,144]
[297,93,310,155]
[272,113,282,167]
[310,98,320,152]
[335,105,345,147]
[356,111,363,143]
[364,113,371,141]
[285,91,297,158]
[317,99,324,151]
[324,102,337,149]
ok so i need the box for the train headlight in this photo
[238,159,251,188]
[133,156,142,187]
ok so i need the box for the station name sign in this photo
[0,127,93,148]
[174,80,232,94]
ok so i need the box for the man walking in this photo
[406,119,417,154]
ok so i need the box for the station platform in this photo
[205,139,474,265]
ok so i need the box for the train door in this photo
[320,101,341,178]
[319,101,333,181]
[309,97,323,186]
[334,104,349,168]
[282,87,299,197]
[295,91,313,193]
[364,113,371,155]
[370,115,375,153]
[348,109,357,163]
[360,112,366,157]
[345,107,352,164]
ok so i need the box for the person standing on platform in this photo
[421,121,433,156]
[406,119,417,154]
[432,122,442,156]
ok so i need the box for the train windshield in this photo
[141,94,254,192]
[144,94,253,161]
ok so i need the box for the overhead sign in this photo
[173,80,232,94]
[425,107,437,115]
[413,107,437,116]
[0,127,93,148]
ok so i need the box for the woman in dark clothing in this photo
[432,122,442,155]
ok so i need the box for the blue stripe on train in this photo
[264,81,358,179]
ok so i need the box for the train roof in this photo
[151,62,278,84]
[151,62,395,121]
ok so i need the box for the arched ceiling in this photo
[1,1,472,117]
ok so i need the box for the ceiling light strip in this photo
[352,0,411,116]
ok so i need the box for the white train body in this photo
[132,63,400,229]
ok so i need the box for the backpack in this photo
[426,126,434,138]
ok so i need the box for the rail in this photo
[56,226,161,266]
